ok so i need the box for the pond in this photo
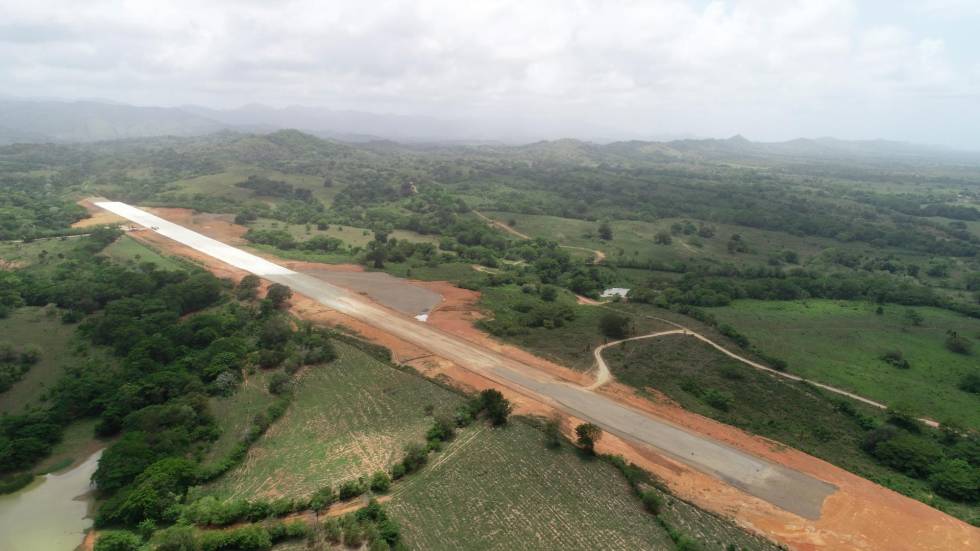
[0,448,102,551]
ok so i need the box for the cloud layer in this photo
[1,0,978,146]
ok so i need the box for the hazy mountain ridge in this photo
[1,98,975,166]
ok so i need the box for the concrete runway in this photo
[96,201,838,519]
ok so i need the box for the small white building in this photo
[600,288,630,299]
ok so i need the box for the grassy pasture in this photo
[0,238,82,273]
[200,342,463,501]
[387,421,677,551]
[248,218,440,249]
[202,369,280,466]
[0,307,79,414]
[602,334,977,522]
[100,235,184,271]
[164,166,337,204]
[707,300,980,429]
[482,211,851,268]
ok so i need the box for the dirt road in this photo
[588,329,686,389]
[96,201,836,520]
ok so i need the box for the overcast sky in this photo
[2,0,979,147]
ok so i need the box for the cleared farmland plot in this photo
[200,342,462,500]
[388,421,674,551]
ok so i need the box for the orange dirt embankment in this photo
[109,207,978,551]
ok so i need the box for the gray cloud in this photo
[1,0,978,147]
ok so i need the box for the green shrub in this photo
[94,531,142,551]
[339,479,367,500]
[370,471,392,493]
[929,459,980,502]
[872,433,943,479]
[703,388,733,412]
[640,490,664,515]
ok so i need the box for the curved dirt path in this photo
[473,210,606,264]
[588,330,686,389]
[593,307,940,428]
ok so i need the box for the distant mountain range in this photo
[0,98,975,162]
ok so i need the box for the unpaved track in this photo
[588,330,686,390]
[97,201,835,520]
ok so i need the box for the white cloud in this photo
[0,0,977,145]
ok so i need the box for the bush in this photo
[929,459,980,502]
[880,350,910,369]
[598,312,631,339]
[872,433,943,479]
[426,415,455,443]
[309,485,336,511]
[370,471,392,493]
[959,373,980,394]
[702,388,733,411]
[640,490,664,515]
[95,531,142,551]
[945,331,973,355]
[267,372,291,395]
[400,443,429,475]
[575,422,602,454]
[339,479,367,500]
[478,389,512,426]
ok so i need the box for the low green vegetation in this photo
[603,334,980,523]
[198,342,464,501]
[389,420,670,551]
[100,234,185,271]
[707,300,980,430]
[0,306,82,414]
[476,285,673,370]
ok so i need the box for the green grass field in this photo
[199,342,463,501]
[602,334,977,523]
[202,369,280,466]
[0,307,80,414]
[707,300,980,429]
[0,238,84,273]
[482,210,856,269]
[249,218,440,249]
[163,166,337,204]
[100,235,185,271]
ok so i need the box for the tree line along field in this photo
[706,300,980,430]
[602,335,980,523]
